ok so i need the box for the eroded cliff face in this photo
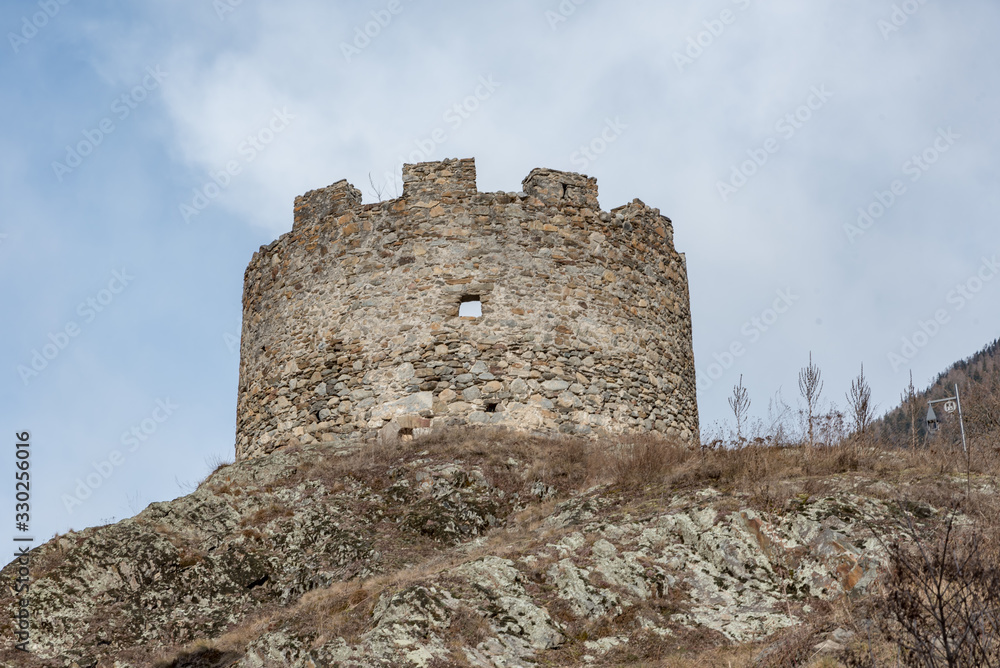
[0,431,937,667]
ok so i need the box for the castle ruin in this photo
[235,158,698,461]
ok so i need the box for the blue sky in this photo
[2,0,998,543]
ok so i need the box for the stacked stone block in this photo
[236,157,698,461]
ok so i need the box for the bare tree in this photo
[846,363,877,442]
[368,171,401,202]
[125,491,145,517]
[766,388,794,446]
[798,351,824,448]
[368,171,385,202]
[728,374,751,445]
[849,512,1000,667]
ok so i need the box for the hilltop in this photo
[2,428,998,667]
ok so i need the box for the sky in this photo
[1,0,998,545]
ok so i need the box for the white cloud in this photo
[3,0,999,539]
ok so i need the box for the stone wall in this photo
[236,158,698,461]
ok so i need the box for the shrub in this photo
[848,513,1000,667]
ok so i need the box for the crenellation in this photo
[522,167,599,210]
[235,157,699,461]
[292,179,363,232]
[402,157,478,201]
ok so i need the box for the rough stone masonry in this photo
[235,158,698,461]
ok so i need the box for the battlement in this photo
[522,168,599,209]
[292,179,362,232]
[278,158,675,254]
[402,157,478,201]
[236,158,698,461]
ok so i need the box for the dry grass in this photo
[592,632,760,667]
[604,435,691,488]
[177,545,207,569]
[132,428,1000,667]
[606,435,1000,516]
[844,515,1000,666]
[282,426,1000,516]
[239,503,294,527]
[154,645,242,668]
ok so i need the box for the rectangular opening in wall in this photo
[398,427,414,442]
[459,295,482,317]
[485,403,498,413]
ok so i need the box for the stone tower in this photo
[235,158,698,461]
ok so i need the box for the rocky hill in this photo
[0,429,990,667]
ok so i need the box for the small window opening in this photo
[459,295,482,318]
[485,403,498,413]
[398,427,414,442]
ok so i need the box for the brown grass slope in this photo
[0,427,998,667]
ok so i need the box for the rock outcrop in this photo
[0,432,930,667]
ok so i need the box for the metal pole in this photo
[955,383,968,455]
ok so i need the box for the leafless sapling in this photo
[728,374,751,445]
[846,363,877,444]
[798,351,824,448]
